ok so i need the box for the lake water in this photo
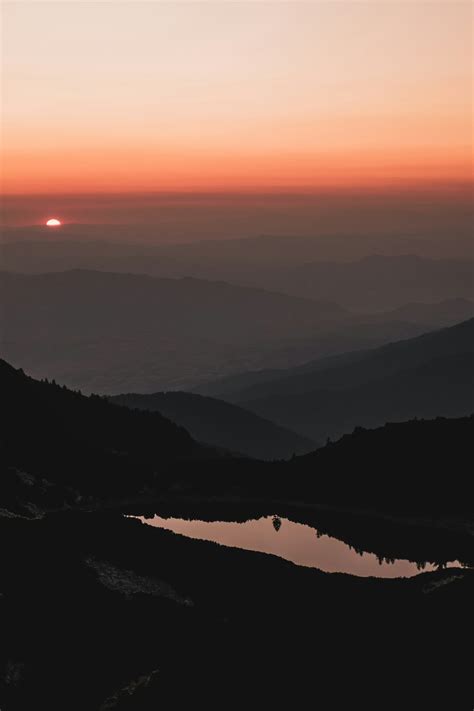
[139,514,461,578]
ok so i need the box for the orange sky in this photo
[2,1,472,194]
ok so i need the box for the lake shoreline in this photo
[1,509,473,709]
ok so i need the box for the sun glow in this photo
[2,2,471,195]
[46,218,61,226]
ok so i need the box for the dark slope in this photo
[202,317,474,401]
[1,393,473,709]
[242,352,473,441]
[109,391,315,460]
[161,414,472,516]
[200,319,474,442]
[196,305,473,400]
[285,415,474,512]
[0,359,224,512]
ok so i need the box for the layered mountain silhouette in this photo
[0,269,350,393]
[3,355,473,518]
[238,255,474,311]
[3,230,473,268]
[199,318,474,442]
[0,359,226,514]
[3,351,473,523]
[4,239,472,311]
[109,391,315,460]
[367,297,473,327]
[2,268,454,394]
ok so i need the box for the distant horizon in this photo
[2,184,472,251]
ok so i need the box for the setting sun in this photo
[46,218,61,226]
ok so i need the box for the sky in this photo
[2,0,472,196]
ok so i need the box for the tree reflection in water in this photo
[139,513,464,578]
[272,516,282,532]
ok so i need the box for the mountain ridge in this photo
[199,317,474,402]
[108,390,316,460]
[198,319,474,443]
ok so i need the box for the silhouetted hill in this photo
[286,415,474,512]
[198,318,474,399]
[201,319,474,442]
[0,359,225,513]
[1,402,473,710]
[243,352,473,441]
[109,391,315,460]
[141,412,472,516]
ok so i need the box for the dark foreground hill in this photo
[155,414,473,515]
[2,358,473,517]
[109,391,315,460]
[0,510,472,710]
[200,318,474,442]
[0,359,225,514]
[1,362,473,708]
[283,415,474,513]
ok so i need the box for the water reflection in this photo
[139,514,461,578]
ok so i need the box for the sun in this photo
[46,218,61,226]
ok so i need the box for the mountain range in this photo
[3,237,473,311]
[4,268,469,394]
[1,269,347,393]
[197,318,474,443]
[238,255,474,311]
[109,391,315,460]
[2,354,473,517]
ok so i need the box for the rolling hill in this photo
[369,297,473,327]
[237,254,474,311]
[0,358,227,515]
[3,238,472,311]
[109,391,315,460]
[2,266,471,395]
[199,319,474,443]
[0,269,350,393]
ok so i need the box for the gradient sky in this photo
[2,1,472,194]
